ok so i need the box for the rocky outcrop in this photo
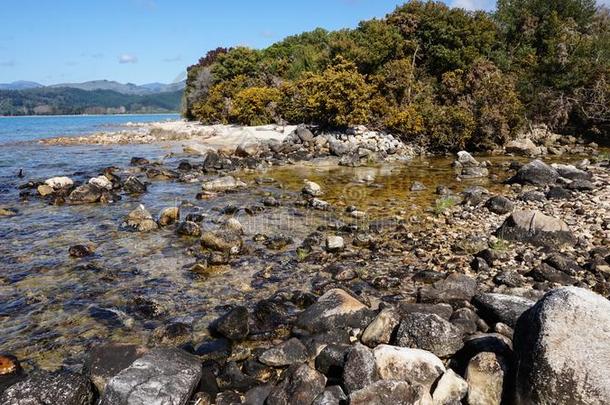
[513,287,610,405]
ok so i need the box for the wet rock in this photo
[509,159,558,186]
[100,348,202,405]
[410,181,426,191]
[69,244,95,258]
[146,167,179,180]
[211,306,250,341]
[432,369,468,405]
[264,235,293,250]
[123,176,147,194]
[485,195,514,215]
[217,361,258,392]
[177,221,202,237]
[349,380,426,405]
[262,196,280,207]
[465,352,508,405]
[158,207,180,227]
[496,210,575,247]
[89,175,113,190]
[361,308,401,347]
[201,231,242,254]
[473,293,535,328]
[395,313,464,358]
[461,186,489,206]
[266,364,326,405]
[527,263,577,285]
[0,370,93,405]
[302,180,323,197]
[325,236,344,252]
[514,287,610,404]
[343,343,378,393]
[225,218,243,234]
[130,157,149,166]
[310,198,330,210]
[149,322,193,347]
[259,338,308,367]
[202,176,246,192]
[418,273,477,305]
[122,205,158,232]
[461,166,489,178]
[85,343,147,394]
[296,289,374,333]
[312,386,347,405]
[373,344,445,390]
[194,339,231,362]
[44,176,74,189]
[68,184,103,204]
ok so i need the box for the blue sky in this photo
[0,0,603,85]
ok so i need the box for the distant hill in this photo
[48,79,186,95]
[0,87,183,116]
[0,81,43,90]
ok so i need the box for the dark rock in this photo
[216,390,242,405]
[411,270,446,284]
[264,235,294,250]
[395,313,464,358]
[461,186,489,206]
[68,184,103,204]
[211,306,250,341]
[176,221,202,237]
[470,257,490,273]
[0,355,24,395]
[296,289,374,333]
[266,364,326,405]
[123,176,147,194]
[493,271,525,288]
[343,343,378,394]
[450,307,480,335]
[509,159,558,186]
[194,339,231,362]
[244,384,273,405]
[546,186,572,200]
[473,293,535,328]
[519,190,546,202]
[496,210,575,247]
[452,236,487,255]
[158,207,180,226]
[1,370,94,405]
[485,196,514,215]
[552,163,592,180]
[130,157,149,166]
[314,344,350,382]
[146,167,178,180]
[251,299,292,335]
[527,263,577,285]
[69,244,95,258]
[259,338,308,367]
[85,344,147,394]
[149,322,193,347]
[514,287,610,404]
[544,252,582,275]
[567,179,595,191]
[217,361,259,392]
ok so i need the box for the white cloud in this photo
[118,53,138,64]
[451,0,494,11]
[260,30,275,39]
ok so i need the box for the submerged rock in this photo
[302,180,323,197]
[176,221,202,237]
[122,205,158,232]
[100,348,202,405]
[0,370,94,405]
[325,236,344,252]
[158,207,180,226]
[496,210,575,247]
[202,176,246,192]
[69,244,95,258]
[201,231,242,254]
[123,176,147,194]
[514,287,610,404]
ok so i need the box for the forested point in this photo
[184,0,610,151]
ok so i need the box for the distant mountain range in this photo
[0,80,185,116]
[0,79,186,95]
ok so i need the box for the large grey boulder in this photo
[514,287,610,405]
[266,364,326,405]
[0,370,94,405]
[373,345,445,391]
[509,159,558,185]
[100,348,202,405]
[473,293,535,328]
[495,210,575,247]
[85,343,148,394]
[343,343,378,394]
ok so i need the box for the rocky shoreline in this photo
[1,124,610,404]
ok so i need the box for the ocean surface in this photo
[0,113,180,143]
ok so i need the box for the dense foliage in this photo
[184,0,610,150]
[0,87,183,116]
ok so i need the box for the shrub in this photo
[231,87,281,126]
